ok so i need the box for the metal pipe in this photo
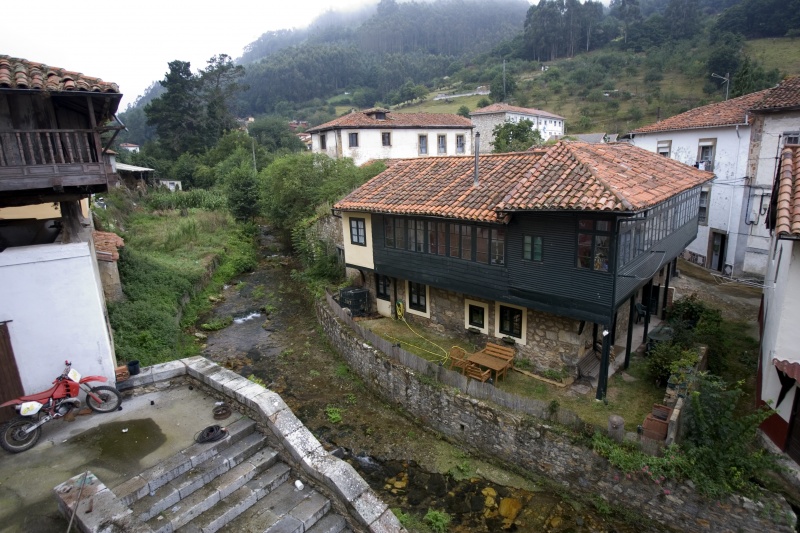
[473,132,480,187]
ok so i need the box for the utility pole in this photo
[712,72,730,100]
[503,60,506,102]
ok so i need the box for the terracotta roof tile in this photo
[631,90,768,134]
[93,231,124,262]
[774,145,800,238]
[0,55,120,93]
[470,102,564,120]
[334,142,712,220]
[307,109,472,132]
[750,76,800,111]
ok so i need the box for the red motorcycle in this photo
[0,360,121,453]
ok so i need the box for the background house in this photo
[0,55,122,418]
[334,141,712,399]
[470,103,565,149]
[760,144,800,463]
[307,108,473,165]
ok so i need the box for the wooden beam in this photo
[624,294,635,370]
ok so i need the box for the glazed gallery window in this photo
[384,216,504,265]
[476,228,506,265]
[577,219,610,272]
[523,235,542,261]
[408,282,427,312]
[350,218,366,246]
[348,133,359,148]
[498,305,522,338]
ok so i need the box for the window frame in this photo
[418,134,428,155]
[319,133,327,150]
[381,132,392,147]
[657,140,671,158]
[495,303,526,343]
[696,138,716,171]
[376,274,390,301]
[456,134,465,154]
[348,132,359,148]
[464,299,489,334]
[437,134,447,155]
[407,281,428,316]
[698,188,710,226]
[349,217,366,246]
[576,219,611,272]
[783,132,800,146]
[523,235,543,262]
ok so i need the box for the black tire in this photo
[0,417,41,453]
[86,386,121,413]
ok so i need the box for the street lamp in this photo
[712,72,730,101]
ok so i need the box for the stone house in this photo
[0,55,123,418]
[333,141,712,399]
[469,103,565,149]
[306,108,473,166]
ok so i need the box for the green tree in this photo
[248,116,306,153]
[731,56,781,98]
[491,119,543,153]
[225,161,261,222]
[199,54,246,147]
[456,105,470,118]
[144,60,203,157]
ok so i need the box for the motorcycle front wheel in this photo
[0,416,41,453]
[86,386,121,413]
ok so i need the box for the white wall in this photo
[312,127,473,165]
[341,213,374,270]
[0,243,116,394]
[761,239,800,422]
[470,112,564,150]
[632,125,759,276]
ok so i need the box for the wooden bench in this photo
[465,363,491,383]
[474,343,515,380]
[448,346,469,375]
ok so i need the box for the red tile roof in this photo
[750,76,800,111]
[334,142,713,221]
[0,55,120,94]
[631,90,767,134]
[774,145,800,238]
[470,102,564,120]
[307,110,472,132]
[93,231,124,262]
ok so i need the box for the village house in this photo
[628,77,800,279]
[307,108,473,165]
[333,141,712,399]
[0,55,123,416]
[470,103,565,149]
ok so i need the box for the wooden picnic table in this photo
[467,351,510,381]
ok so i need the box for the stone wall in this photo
[317,300,796,532]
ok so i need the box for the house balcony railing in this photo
[0,129,100,166]
[0,129,111,197]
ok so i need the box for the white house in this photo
[469,103,565,148]
[760,143,800,463]
[306,108,473,166]
[120,142,140,153]
[628,91,769,277]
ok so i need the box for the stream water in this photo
[197,228,657,532]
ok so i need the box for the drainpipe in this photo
[473,132,480,186]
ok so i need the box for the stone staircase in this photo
[58,417,351,533]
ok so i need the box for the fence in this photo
[0,129,99,166]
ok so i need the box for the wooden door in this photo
[0,323,23,423]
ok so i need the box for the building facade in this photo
[470,103,565,149]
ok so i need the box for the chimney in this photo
[474,132,480,187]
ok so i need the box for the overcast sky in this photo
[3,0,373,110]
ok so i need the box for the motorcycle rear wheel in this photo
[0,416,41,453]
[86,386,121,413]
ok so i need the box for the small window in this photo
[657,140,671,157]
[696,139,716,171]
[456,135,465,154]
[437,135,447,154]
[349,133,359,148]
[499,305,523,338]
[382,132,391,147]
[376,274,390,300]
[419,135,428,155]
[409,282,427,312]
[523,235,543,261]
[784,132,800,146]
[350,218,366,246]
[320,134,327,150]
[698,190,709,225]
[468,304,485,328]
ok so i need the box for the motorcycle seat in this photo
[16,384,60,403]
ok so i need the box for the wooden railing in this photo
[0,129,100,167]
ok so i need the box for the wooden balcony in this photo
[0,129,112,201]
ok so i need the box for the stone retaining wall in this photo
[316,301,796,532]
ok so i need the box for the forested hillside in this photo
[119,0,800,148]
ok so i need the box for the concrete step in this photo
[177,462,292,533]
[134,432,272,523]
[219,477,319,532]
[146,434,273,532]
[115,417,257,506]
[305,513,348,533]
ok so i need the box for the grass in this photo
[744,37,800,78]
[359,316,663,431]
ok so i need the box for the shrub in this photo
[424,509,451,533]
